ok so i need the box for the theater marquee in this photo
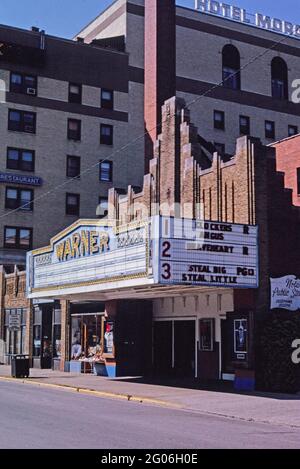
[27,216,258,298]
[157,217,258,288]
[27,219,150,295]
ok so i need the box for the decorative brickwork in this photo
[0,267,32,359]
[272,135,300,207]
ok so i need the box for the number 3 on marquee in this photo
[161,263,171,280]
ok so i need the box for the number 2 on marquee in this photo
[162,241,171,258]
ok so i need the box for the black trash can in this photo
[11,355,30,378]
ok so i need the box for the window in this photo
[66,193,80,216]
[288,125,298,137]
[10,72,37,95]
[8,109,36,133]
[222,44,241,90]
[21,309,27,354]
[33,307,42,357]
[100,124,113,145]
[99,161,113,182]
[240,116,250,135]
[97,197,109,218]
[68,119,81,141]
[67,156,81,178]
[7,148,35,172]
[4,309,27,356]
[265,120,275,139]
[199,319,215,352]
[5,187,33,211]
[69,83,82,104]
[10,73,22,91]
[214,111,225,130]
[271,57,288,100]
[53,308,62,358]
[71,313,110,363]
[4,311,9,355]
[297,168,300,195]
[214,142,225,156]
[4,226,32,250]
[101,89,114,109]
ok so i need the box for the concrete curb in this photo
[2,375,300,429]
[0,376,182,409]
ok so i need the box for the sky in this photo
[0,0,299,39]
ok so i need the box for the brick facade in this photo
[144,0,176,169]
[272,135,300,207]
[0,267,32,362]
[109,96,300,317]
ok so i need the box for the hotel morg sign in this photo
[195,1,300,39]
[27,216,258,298]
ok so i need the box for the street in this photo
[0,381,299,449]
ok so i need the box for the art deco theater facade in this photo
[1,0,300,392]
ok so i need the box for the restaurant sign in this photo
[0,172,43,186]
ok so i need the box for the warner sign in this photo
[195,0,300,39]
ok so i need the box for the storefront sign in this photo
[195,1,300,39]
[27,220,150,293]
[8,311,21,330]
[270,276,300,311]
[55,230,110,262]
[0,172,43,186]
[158,218,258,288]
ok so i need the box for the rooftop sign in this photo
[195,0,300,39]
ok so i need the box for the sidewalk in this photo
[1,365,300,428]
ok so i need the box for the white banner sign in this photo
[8,312,21,330]
[270,276,300,311]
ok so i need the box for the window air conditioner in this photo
[24,125,34,133]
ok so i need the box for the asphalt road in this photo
[0,380,300,449]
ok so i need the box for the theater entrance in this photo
[153,319,196,378]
